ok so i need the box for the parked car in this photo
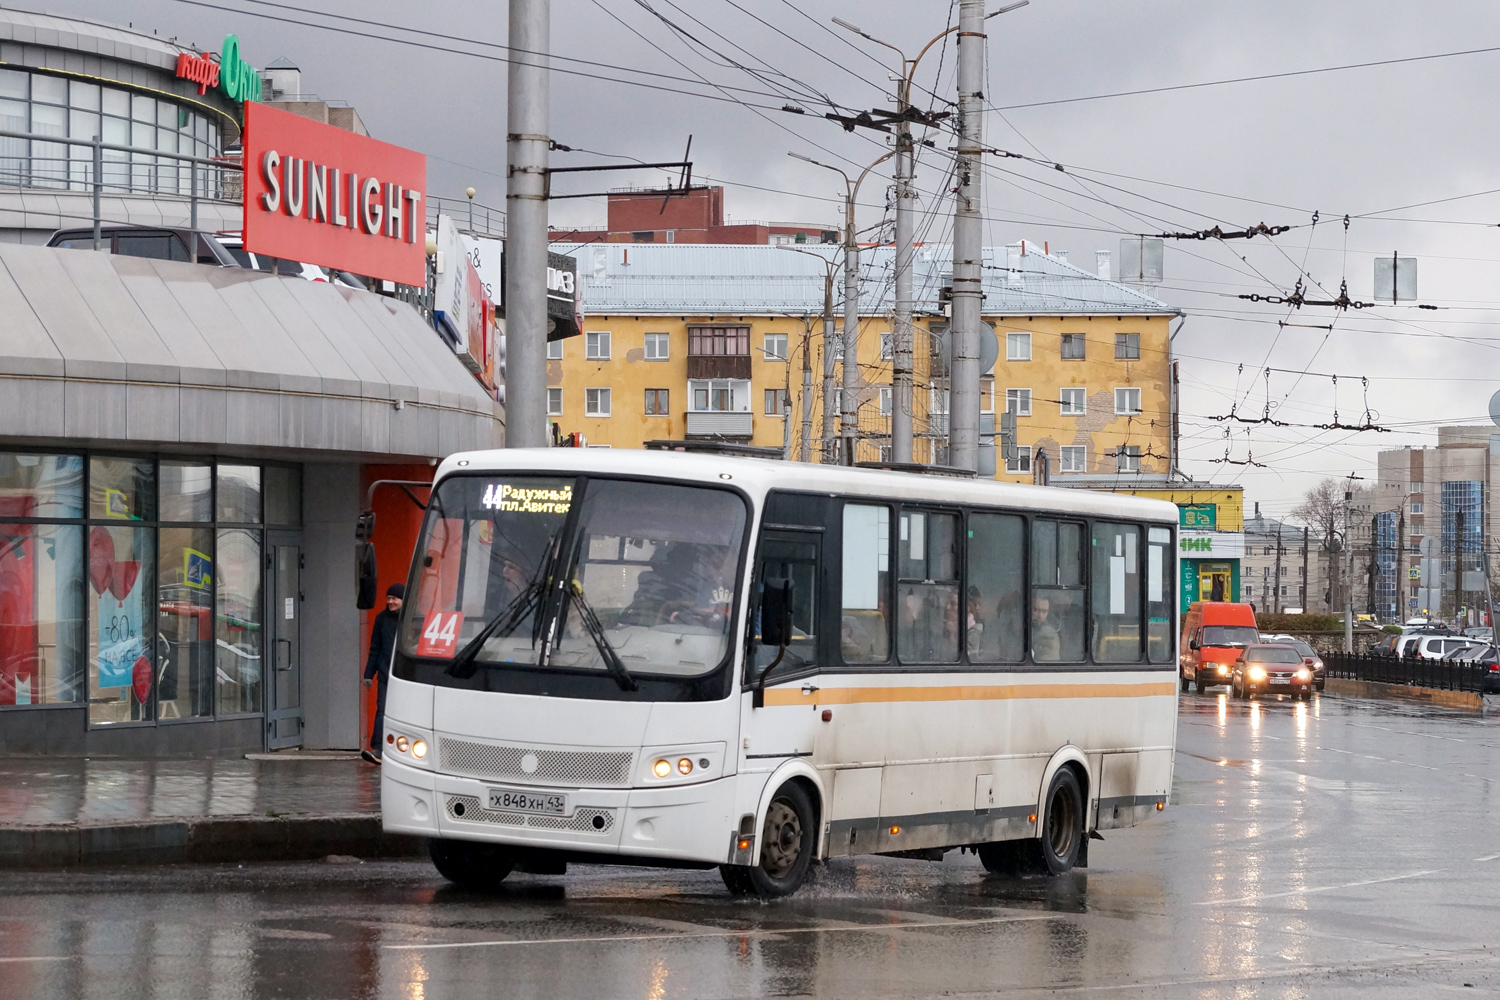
[1437,643,1500,693]
[1464,627,1493,641]
[216,233,365,287]
[1412,635,1478,660]
[1180,602,1260,694]
[1231,644,1315,701]
[47,225,240,266]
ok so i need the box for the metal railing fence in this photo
[1322,651,1490,693]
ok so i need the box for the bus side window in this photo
[1031,519,1085,663]
[840,504,890,663]
[1091,522,1143,663]
[1146,526,1174,662]
[968,512,1025,664]
[896,511,960,664]
[751,534,819,679]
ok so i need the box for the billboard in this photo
[242,102,427,286]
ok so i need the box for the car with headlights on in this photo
[1230,644,1314,701]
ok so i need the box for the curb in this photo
[1323,676,1486,711]
[0,813,426,870]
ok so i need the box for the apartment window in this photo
[879,332,893,361]
[763,333,788,361]
[1244,585,1253,598]
[690,379,750,411]
[1059,445,1086,473]
[1060,333,1086,360]
[1115,387,1142,415]
[1263,566,1270,578]
[1115,333,1140,360]
[980,377,994,414]
[1059,387,1086,416]
[546,387,563,415]
[585,387,611,416]
[1115,445,1141,473]
[1280,585,1288,597]
[1410,502,1423,514]
[644,388,669,415]
[688,326,749,356]
[1411,481,1424,494]
[878,386,892,415]
[1412,524,1424,536]
[632,231,654,243]
[585,331,611,360]
[1006,445,1032,474]
[547,340,563,360]
[1006,332,1031,361]
[1005,388,1032,416]
[764,388,789,415]
[643,332,669,360]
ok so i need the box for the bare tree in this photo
[1292,478,1344,546]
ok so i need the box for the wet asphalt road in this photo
[7,692,1500,999]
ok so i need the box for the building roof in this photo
[0,244,501,459]
[555,242,1177,318]
[0,6,197,71]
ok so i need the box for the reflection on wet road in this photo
[7,692,1500,998]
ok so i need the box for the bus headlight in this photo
[1248,666,1267,682]
[395,736,409,753]
[640,743,726,785]
[653,759,673,778]
[411,739,428,759]
[677,758,694,775]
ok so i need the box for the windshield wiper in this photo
[558,579,638,692]
[446,531,564,679]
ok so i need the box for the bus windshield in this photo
[400,474,747,679]
[1201,625,1260,648]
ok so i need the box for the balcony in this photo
[686,354,751,380]
[685,411,754,439]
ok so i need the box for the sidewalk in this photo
[0,754,423,869]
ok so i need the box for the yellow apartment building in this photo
[548,243,1179,483]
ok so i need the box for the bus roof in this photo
[434,448,1180,523]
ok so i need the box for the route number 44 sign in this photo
[416,611,464,658]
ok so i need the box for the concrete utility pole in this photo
[799,318,813,463]
[1301,526,1310,613]
[789,151,891,465]
[892,109,915,464]
[822,270,837,463]
[948,0,986,472]
[1344,487,1355,652]
[1273,525,1283,614]
[504,0,550,448]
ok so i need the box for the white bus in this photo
[376,449,1179,897]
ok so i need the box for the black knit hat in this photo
[387,583,406,599]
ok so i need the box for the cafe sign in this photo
[175,34,260,103]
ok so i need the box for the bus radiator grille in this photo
[443,794,616,834]
[438,739,634,786]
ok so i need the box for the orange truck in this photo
[1179,602,1260,694]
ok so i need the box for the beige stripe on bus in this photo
[761,681,1177,707]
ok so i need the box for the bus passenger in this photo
[1032,594,1061,662]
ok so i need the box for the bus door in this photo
[742,528,822,768]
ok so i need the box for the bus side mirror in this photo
[356,511,378,610]
[761,578,793,647]
[753,579,794,709]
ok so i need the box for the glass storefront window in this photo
[131,94,154,123]
[1,523,84,705]
[217,465,262,523]
[70,80,100,112]
[90,457,155,522]
[31,74,65,106]
[158,527,214,720]
[160,462,212,523]
[101,87,129,118]
[0,453,83,519]
[87,525,155,724]
[0,68,24,99]
[216,528,262,715]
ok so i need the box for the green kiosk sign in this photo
[1179,504,1216,530]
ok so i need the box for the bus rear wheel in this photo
[429,838,515,892]
[720,782,816,898]
[977,768,1084,876]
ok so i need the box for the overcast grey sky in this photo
[60,0,1500,514]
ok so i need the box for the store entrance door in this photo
[268,537,303,749]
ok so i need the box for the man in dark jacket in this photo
[362,583,404,764]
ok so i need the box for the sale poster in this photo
[90,527,146,690]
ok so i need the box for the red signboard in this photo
[242,102,427,286]
[415,611,463,658]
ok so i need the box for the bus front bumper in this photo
[381,755,742,866]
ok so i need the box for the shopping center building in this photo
[0,10,505,756]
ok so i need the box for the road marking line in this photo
[1473,852,1500,862]
[0,956,76,963]
[383,912,1060,951]
[1196,868,1441,906]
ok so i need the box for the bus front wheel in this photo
[429,838,515,892]
[720,782,817,898]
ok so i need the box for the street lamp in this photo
[777,244,841,463]
[788,149,892,465]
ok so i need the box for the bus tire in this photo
[1037,767,1084,875]
[429,838,515,892]
[1179,674,1189,693]
[720,782,817,898]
